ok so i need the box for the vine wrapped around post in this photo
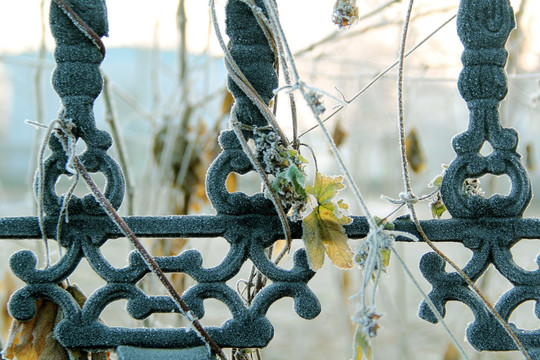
[43,0,125,217]
[225,0,278,135]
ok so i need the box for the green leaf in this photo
[430,192,446,219]
[283,149,308,164]
[272,178,282,194]
[373,216,394,231]
[429,164,448,188]
[302,173,353,270]
[272,164,307,199]
[353,326,372,360]
[431,202,446,219]
[430,175,443,188]
[381,248,391,271]
[283,164,307,198]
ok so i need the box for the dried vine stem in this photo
[238,0,300,148]
[52,0,106,57]
[34,120,60,267]
[102,75,135,215]
[397,0,415,196]
[260,0,378,230]
[210,0,289,147]
[391,2,469,358]
[51,127,228,360]
[393,2,531,359]
[40,2,224,357]
[229,107,292,263]
[31,0,47,217]
[256,2,474,357]
[210,0,294,259]
[391,248,466,358]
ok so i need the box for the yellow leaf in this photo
[39,329,71,360]
[91,352,111,360]
[272,239,287,258]
[430,192,446,219]
[443,342,460,360]
[405,128,426,173]
[332,119,347,148]
[66,284,87,308]
[226,173,238,193]
[0,271,17,341]
[317,207,353,269]
[341,271,352,296]
[337,199,349,211]
[221,90,235,116]
[302,173,353,270]
[302,211,327,271]
[526,143,535,171]
[3,284,110,360]
[353,326,372,360]
[381,248,391,271]
[306,173,346,207]
[3,298,69,360]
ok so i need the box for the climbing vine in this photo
[213,0,534,359]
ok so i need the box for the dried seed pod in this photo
[332,0,359,29]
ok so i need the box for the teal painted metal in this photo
[116,346,216,360]
[0,0,538,357]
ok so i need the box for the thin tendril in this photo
[392,248,469,359]
[33,119,62,267]
[298,14,457,139]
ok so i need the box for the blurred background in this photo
[1,0,540,359]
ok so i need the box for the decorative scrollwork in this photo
[40,0,124,216]
[8,213,320,350]
[2,0,540,357]
[418,219,540,351]
[419,1,540,353]
[440,0,531,219]
[10,0,320,339]
[206,130,275,215]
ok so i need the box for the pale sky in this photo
[0,0,338,55]
[0,1,538,69]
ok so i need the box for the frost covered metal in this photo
[423,0,539,353]
[0,0,538,357]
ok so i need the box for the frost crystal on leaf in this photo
[302,173,353,270]
[352,307,382,338]
[253,127,308,220]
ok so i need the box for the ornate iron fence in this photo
[0,0,539,358]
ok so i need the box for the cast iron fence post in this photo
[0,0,538,358]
